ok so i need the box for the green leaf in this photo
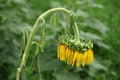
[53,71,79,80]
[91,59,108,71]
[88,59,108,77]
[21,27,31,58]
[86,19,108,34]
[50,13,59,34]
[39,23,46,53]
[80,31,102,40]
[75,10,89,18]
[31,54,41,80]
[38,53,62,71]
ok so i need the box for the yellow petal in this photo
[67,48,71,64]
[65,47,69,62]
[87,50,94,64]
[82,52,87,67]
[59,45,66,61]
[69,50,74,65]
[72,51,79,66]
[76,53,83,67]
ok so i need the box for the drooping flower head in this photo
[57,35,93,67]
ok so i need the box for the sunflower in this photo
[57,44,93,67]
[57,35,94,67]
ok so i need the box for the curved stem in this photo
[16,8,75,80]
[74,22,80,44]
[20,8,72,67]
[70,22,80,45]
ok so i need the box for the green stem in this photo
[74,22,80,44]
[16,8,73,80]
[70,22,80,45]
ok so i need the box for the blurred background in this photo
[0,0,120,80]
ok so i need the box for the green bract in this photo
[58,35,93,52]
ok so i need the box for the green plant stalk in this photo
[70,22,80,45]
[16,8,80,80]
[74,22,80,44]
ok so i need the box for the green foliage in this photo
[0,0,120,80]
[0,0,37,80]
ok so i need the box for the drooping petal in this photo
[59,45,66,61]
[72,51,79,66]
[69,50,74,65]
[87,49,94,64]
[65,47,69,62]
[57,44,94,67]
[82,52,87,67]
[76,53,83,67]
[67,48,71,64]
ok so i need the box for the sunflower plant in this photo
[16,8,94,80]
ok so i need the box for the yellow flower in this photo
[57,44,94,67]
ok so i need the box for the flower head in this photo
[57,35,94,67]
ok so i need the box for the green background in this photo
[0,0,120,80]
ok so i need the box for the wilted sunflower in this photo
[57,35,93,67]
